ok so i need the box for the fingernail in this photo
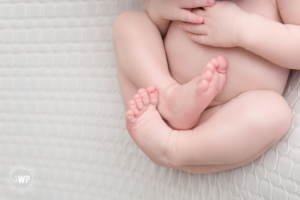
[207,0,214,4]
[197,17,203,23]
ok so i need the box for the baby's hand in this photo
[144,0,215,24]
[180,1,245,47]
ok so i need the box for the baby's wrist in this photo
[146,10,170,36]
[143,0,163,22]
[143,0,170,36]
[236,12,253,48]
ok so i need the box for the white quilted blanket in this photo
[1,1,300,199]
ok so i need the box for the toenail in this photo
[138,89,144,93]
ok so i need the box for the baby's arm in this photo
[238,0,300,70]
[180,0,300,70]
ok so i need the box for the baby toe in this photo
[211,58,219,68]
[126,110,136,124]
[198,79,209,92]
[129,100,139,116]
[205,62,215,72]
[138,88,149,106]
[134,94,144,110]
[216,55,228,72]
[202,69,213,82]
[146,86,158,106]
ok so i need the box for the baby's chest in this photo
[219,0,281,22]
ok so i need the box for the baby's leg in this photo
[113,10,175,94]
[166,90,291,167]
[123,78,291,169]
[113,10,227,130]
[172,141,275,173]
[117,57,227,166]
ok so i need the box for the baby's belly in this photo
[164,21,290,107]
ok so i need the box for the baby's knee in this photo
[240,90,292,138]
[113,10,147,38]
[268,92,292,137]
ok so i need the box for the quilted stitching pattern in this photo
[0,1,299,199]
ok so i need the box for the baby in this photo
[113,0,299,173]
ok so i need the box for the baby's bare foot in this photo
[126,86,173,167]
[158,56,228,130]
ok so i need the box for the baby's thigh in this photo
[196,90,291,139]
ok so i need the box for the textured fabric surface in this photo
[0,0,300,199]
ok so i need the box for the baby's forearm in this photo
[238,13,300,70]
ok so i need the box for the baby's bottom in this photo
[118,64,292,173]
